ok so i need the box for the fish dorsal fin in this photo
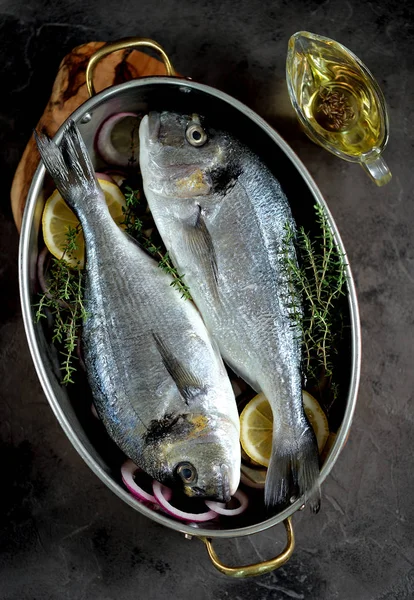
[184,204,219,299]
[152,332,205,404]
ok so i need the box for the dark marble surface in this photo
[1,1,413,598]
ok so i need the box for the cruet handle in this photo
[361,155,392,186]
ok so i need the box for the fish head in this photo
[142,412,241,502]
[139,111,235,200]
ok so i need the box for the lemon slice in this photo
[240,392,273,467]
[42,179,126,268]
[302,390,330,453]
[241,447,263,468]
[240,390,329,467]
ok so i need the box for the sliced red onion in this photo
[96,113,140,166]
[101,168,128,187]
[37,246,51,294]
[95,171,115,183]
[152,480,218,523]
[101,167,128,176]
[205,489,249,516]
[121,460,172,504]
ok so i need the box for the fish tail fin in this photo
[34,119,101,213]
[265,422,321,513]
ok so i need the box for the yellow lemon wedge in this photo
[240,390,329,467]
[302,390,330,454]
[240,393,273,467]
[42,179,126,268]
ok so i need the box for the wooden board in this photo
[11,41,170,231]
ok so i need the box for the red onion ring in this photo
[122,460,157,503]
[37,245,51,295]
[96,112,139,166]
[152,480,218,523]
[122,460,172,504]
[100,168,128,187]
[205,489,249,516]
[101,168,128,176]
[95,171,116,183]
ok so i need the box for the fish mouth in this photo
[148,111,161,142]
[183,465,231,502]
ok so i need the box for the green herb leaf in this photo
[281,204,347,400]
[35,228,86,385]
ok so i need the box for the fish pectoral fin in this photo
[184,205,219,298]
[152,332,204,404]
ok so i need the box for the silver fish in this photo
[139,111,320,510]
[35,120,240,501]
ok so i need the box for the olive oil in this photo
[286,32,391,185]
[306,65,382,157]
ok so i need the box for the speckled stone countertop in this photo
[1,1,413,598]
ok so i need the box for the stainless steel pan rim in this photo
[19,75,361,540]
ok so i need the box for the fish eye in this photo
[176,462,197,483]
[185,124,208,147]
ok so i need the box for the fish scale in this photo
[35,120,241,502]
[140,110,321,511]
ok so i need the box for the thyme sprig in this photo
[121,186,192,300]
[35,226,87,385]
[121,186,143,234]
[282,204,347,387]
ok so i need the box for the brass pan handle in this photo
[199,517,295,578]
[85,37,177,97]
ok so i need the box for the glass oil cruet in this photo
[286,31,392,186]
